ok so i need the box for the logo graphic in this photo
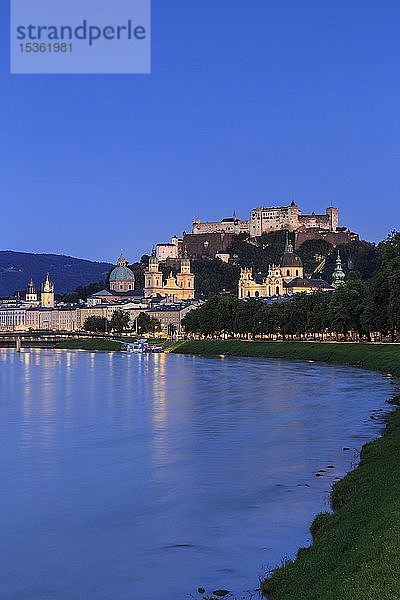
[11,0,151,74]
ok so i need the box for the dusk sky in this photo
[1,1,399,263]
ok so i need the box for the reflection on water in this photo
[0,349,395,600]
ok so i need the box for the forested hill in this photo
[187,233,383,298]
[0,251,112,297]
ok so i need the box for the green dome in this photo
[109,255,135,282]
[109,266,135,282]
[181,256,190,267]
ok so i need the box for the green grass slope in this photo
[55,339,122,351]
[172,341,400,375]
[172,340,400,600]
[263,399,400,600]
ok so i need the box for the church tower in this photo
[281,233,304,282]
[41,273,55,308]
[144,247,164,298]
[332,251,346,288]
[26,279,38,304]
[176,251,195,300]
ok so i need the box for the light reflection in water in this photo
[0,348,396,600]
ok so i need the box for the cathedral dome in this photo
[280,235,303,268]
[109,255,135,283]
[280,252,303,268]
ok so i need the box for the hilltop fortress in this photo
[192,201,339,237]
[156,201,357,263]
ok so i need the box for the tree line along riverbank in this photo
[170,340,400,599]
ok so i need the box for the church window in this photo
[276,286,280,296]
[255,291,259,298]
[188,281,190,287]
[247,291,250,298]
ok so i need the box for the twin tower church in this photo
[107,249,195,301]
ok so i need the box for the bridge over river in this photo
[0,332,128,349]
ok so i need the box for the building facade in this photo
[193,212,249,236]
[193,202,340,239]
[156,236,182,262]
[144,249,195,301]
[148,301,200,336]
[238,235,333,299]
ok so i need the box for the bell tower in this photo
[26,279,38,304]
[144,247,164,298]
[176,251,195,299]
[41,273,55,308]
[332,251,346,287]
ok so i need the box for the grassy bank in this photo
[55,339,123,351]
[264,396,400,600]
[171,340,400,375]
[172,341,400,599]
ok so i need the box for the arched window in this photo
[276,286,280,296]
[247,291,250,298]
[287,270,290,277]
[296,269,299,276]
[188,281,190,287]
[268,286,271,296]
[255,291,259,298]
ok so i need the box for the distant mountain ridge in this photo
[0,251,113,297]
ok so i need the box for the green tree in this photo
[137,312,161,335]
[83,316,109,332]
[192,259,240,299]
[110,310,130,332]
[328,275,367,339]
[63,281,106,303]
[297,239,334,275]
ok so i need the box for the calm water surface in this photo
[0,349,395,600]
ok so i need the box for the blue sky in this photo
[1,1,399,263]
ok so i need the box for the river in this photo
[0,349,395,599]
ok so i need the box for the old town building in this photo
[238,235,333,299]
[144,248,195,301]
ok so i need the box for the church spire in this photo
[149,245,158,266]
[284,232,294,254]
[43,272,54,293]
[332,251,346,287]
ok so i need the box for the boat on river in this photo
[124,340,163,354]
